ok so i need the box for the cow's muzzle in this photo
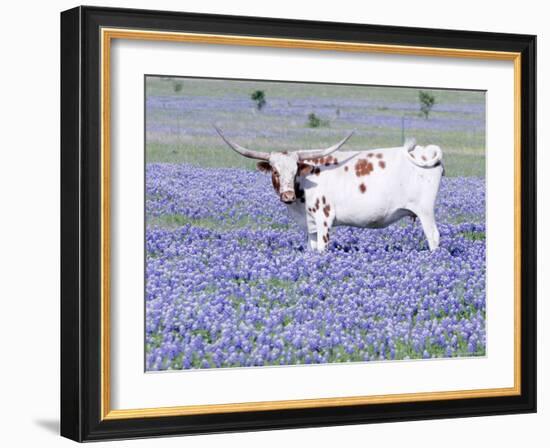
[280,191,296,204]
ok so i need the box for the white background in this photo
[0,0,546,447]
[111,40,515,409]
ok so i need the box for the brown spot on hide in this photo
[344,166,349,172]
[359,183,366,193]
[421,155,427,161]
[367,153,374,158]
[257,161,272,173]
[322,155,337,166]
[322,196,326,204]
[282,151,288,155]
[355,159,374,177]
[314,167,321,176]
[271,171,280,192]
[323,204,331,217]
[308,155,337,166]
[324,221,327,227]
[315,198,320,209]
[298,163,314,176]
[376,153,383,159]
[378,161,386,169]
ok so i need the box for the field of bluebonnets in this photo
[145,77,486,371]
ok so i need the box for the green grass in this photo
[146,139,485,177]
[443,152,486,177]
[145,76,486,177]
[459,230,486,241]
[148,214,222,229]
[146,77,484,104]
[147,213,292,232]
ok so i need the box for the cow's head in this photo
[214,126,353,204]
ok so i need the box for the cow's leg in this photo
[315,200,334,252]
[307,232,318,251]
[305,204,319,251]
[316,227,329,252]
[415,209,440,251]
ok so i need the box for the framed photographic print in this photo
[60,6,536,442]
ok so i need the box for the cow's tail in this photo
[403,138,443,171]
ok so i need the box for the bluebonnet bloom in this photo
[145,164,486,371]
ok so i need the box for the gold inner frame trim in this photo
[100,27,522,421]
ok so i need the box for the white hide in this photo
[286,143,444,252]
[269,152,300,195]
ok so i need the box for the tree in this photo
[251,90,266,111]
[419,91,436,119]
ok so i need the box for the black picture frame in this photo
[61,5,536,442]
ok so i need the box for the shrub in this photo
[307,113,329,128]
[173,81,183,93]
[251,90,266,110]
[419,91,436,119]
[308,113,321,128]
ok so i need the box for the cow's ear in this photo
[297,162,314,176]
[256,161,272,173]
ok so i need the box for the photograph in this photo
[144,76,487,371]
[57,5,537,442]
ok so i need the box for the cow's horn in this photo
[214,126,270,160]
[297,130,355,160]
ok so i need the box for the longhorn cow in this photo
[215,127,444,252]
